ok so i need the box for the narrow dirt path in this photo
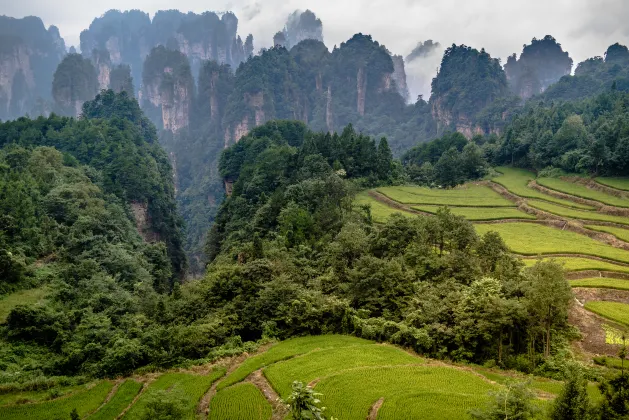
[367,397,384,420]
[246,369,288,420]
[519,253,629,266]
[566,271,629,280]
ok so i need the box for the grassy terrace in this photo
[218,335,372,390]
[0,381,113,420]
[475,223,629,263]
[317,365,496,420]
[264,344,423,399]
[596,177,629,191]
[528,200,629,225]
[570,278,629,291]
[584,301,629,327]
[586,225,629,242]
[537,177,629,207]
[354,192,416,223]
[377,185,513,207]
[522,257,629,274]
[412,205,535,221]
[493,167,594,209]
[209,383,271,420]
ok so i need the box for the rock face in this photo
[0,16,66,120]
[390,55,409,102]
[80,10,253,91]
[140,46,193,133]
[281,10,324,49]
[504,35,572,99]
[92,49,112,90]
[430,44,509,137]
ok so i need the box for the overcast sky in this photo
[3,0,629,97]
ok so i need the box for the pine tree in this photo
[550,365,591,420]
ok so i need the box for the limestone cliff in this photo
[0,17,66,120]
[92,49,112,90]
[81,9,253,90]
[504,35,572,99]
[141,47,193,133]
[391,55,409,102]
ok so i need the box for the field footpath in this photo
[247,369,287,420]
[367,190,429,215]
[86,380,122,418]
[569,177,629,200]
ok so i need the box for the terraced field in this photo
[522,257,629,274]
[412,205,534,221]
[377,185,513,207]
[0,381,114,420]
[355,192,416,223]
[123,370,225,420]
[475,223,629,263]
[209,383,271,420]
[537,177,629,207]
[584,301,629,327]
[0,370,225,420]
[571,278,629,291]
[493,167,594,209]
[529,200,629,225]
[586,225,629,242]
[596,177,629,191]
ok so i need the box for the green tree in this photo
[469,381,540,419]
[70,408,80,420]
[434,147,462,187]
[524,261,573,358]
[550,365,591,420]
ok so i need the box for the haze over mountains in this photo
[2,7,629,273]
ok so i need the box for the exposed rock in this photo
[130,201,158,242]
[357,67,367,116]
[391,54,409,101]
[0,16,65,119]
[326,85,334,132]
[234,116,250,143]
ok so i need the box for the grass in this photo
[602,324,627,345]
[586,225,629,242]
[492,167,594,210]
[316,365,497,420]
[0,381,113,420]
[412,205,535,221]
[537,177,629,207]
[209,383,271,420]
[529,200,629,225]
[522,257,629,274]
[584,301,629,327]
[570,278,629,291]
[354,192,416,223]
[264,344,424,398]
[596,177,629,191]
[377,185,513,207]
[0,384,86,407]
[475,223,629,263]
[90,379,143,420]
[122,370,225,420]
[0,287,48,323]
[217,335,373,390]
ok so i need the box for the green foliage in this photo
[52,54,98,116]
[286,381,331,420]
[597,370,629,419]
[431,44,510,125]
[469,381,541,420]
[549,365,592,420]
[139,390,187,420]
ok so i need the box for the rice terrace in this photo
[3,167,629,419]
